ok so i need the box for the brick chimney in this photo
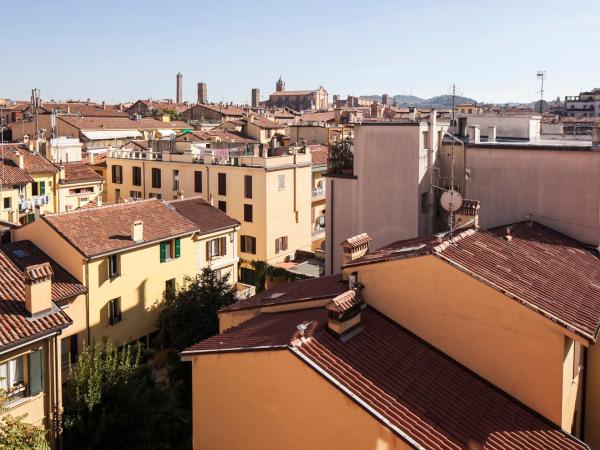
[340,233,371,277]
[132,220,144,243]
[24,263,53,316]
[326,290,365,341]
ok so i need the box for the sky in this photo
[2,0,599,105]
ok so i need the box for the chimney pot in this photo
[24,263,53,316]
[326,290,365,341]
[132,220,144,243]
[341,233,372,277]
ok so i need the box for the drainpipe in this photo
[53,335,60,449]
[329,179,334,275]
[85,261,91,344]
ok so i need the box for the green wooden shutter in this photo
[174,238,181,258]
[220,237,226,256]
[28,349,44,396]
[40,181,46,195]
[160,242,166,263]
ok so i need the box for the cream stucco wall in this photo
[352,255,580,427]
[191,350,411,450]
[463,147,600,246]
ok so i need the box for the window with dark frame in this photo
[108,254,119,278]
[240,235,256,254]
[108,298,122,325]
[275,236,288,254]
[218,173,226,196]
[151,168,161,188]
[173,170,180,191]
[206,236,227,260]
[112,165,123,184]
[244,175,252,199]
[244,204,253,222]
[194,171,203,193]
[160,238,181,262]
[165,278,176,299]
[218,200,226,212]
[132,166,142,186]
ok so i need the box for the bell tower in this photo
[276,76,285,92]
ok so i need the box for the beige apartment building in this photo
[325,115,449,274]
[105,141,312,285]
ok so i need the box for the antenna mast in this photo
[537,71,546,113]
[449,84,456,238]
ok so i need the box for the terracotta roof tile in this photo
[310,145,328,165]
[24,263,53,281]
[185,104,244,117]
[348,222,600,341]
[167,197,239,234]
[0,241,86,348]
[42,199,198,258]
[0,144,58,174]
[58,116,190,131]
[39,102,127,118]
[220,275,348,312]
[341,233,372,249]
[326,290,363,313]
[60,162,104,184]
[186,306,587,450]
[0,147,33,185]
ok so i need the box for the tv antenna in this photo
[537,71,546,113]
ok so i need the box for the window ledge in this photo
[5,392,43,409]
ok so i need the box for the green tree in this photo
[249,260,308,292]
[0,387,48,450]
[62,340,190,450]
[156,268,236,352]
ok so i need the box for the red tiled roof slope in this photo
[167,197,239,235]
[220,274,347,312]
[310,145,328,165]
[42,199,198,258]
[0,242,82,348]
[0,144,58,174]
[437,222,600,341]
[186,307,587,449]
[60,162,104,184]
[0,147,33,185]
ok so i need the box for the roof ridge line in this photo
[431,228,477,254]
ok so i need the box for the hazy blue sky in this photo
[2,0,599,104]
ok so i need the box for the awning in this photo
[81,130,143,140]
[157,129,176,137]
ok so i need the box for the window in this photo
[173,170,180,191]
[132,166,142,186]
[151,168,161,188]
[160,238,181,262]
[115,189,121,201]
[244,204,253,222]
[278,174,285,191]
[218,201,226,212]
[206,237,227,260]
[244,175,252,199]
[28,349,43,396]
[3,197,11,209]
[218,173,226,195]
[165,278,176,298]
[108,254,119,278]
[112,165,123,184]
[149,192,162,199]
[130,191,142,199]
[32,182,38,196]
[240,235,256,254]
[0,356,24,398]
[60,335,78,369]
[275,236,288,254]
[108,298,122,325]
[194,171,203,193]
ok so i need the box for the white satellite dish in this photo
[440,190,463,212]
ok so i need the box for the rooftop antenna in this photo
[536,71,546,113]
[439,84,463,240]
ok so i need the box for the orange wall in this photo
[353,255,578,427]
[191,350,411,450]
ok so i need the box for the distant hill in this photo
[363,94,478,108]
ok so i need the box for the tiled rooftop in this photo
[0,241,85,348]
[0,147,33,185]
[59,116,190,131]
[309,145,328,165]
[60,162,104,184]
[348,222,600,341]
[0,144,58,174]
[42,199,198,258]
[220,274,347,312]
[167,197,239,235]
[185,306,586,450]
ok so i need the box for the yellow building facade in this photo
[105,144,312,285]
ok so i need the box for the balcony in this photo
[234,282,256,300]
[312,187,326,201]
[326,138,355,177]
